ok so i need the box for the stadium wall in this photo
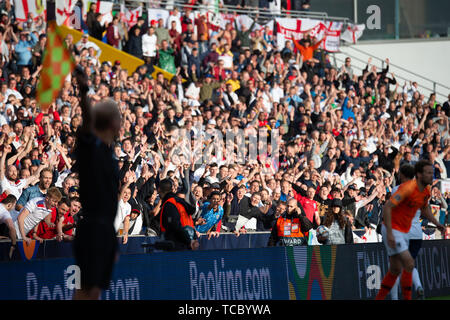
[57,25,145,76]
[0,238,449,300]
[335,38,450,101]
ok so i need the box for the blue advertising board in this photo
[1,238,449,300]
[0,233,272,261]
[0,247,289,300]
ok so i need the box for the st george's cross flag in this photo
[36,21,75,112]
[341,23,366,44]
[96,1,114,26]
[14,0,47,21]
[55,0,78,27]
[120,4,142,28]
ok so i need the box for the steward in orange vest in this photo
[158,179,198,251]
[267,198,313,246]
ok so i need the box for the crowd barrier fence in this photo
[0,234,449,300]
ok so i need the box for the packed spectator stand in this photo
[0,0,449,249]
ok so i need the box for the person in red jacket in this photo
[34,104,61,145]
[212,60,227,81]
[28,197,70,241]
[106,17,120,49]
[291,184,321,227]
[57,196,81,241]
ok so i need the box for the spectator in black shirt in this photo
[377,145,399,173]
[158,178,198,251]
[125,26,143,59]
[90,13,105,41]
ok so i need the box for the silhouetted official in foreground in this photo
[72,66,122,300]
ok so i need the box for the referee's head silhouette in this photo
[92,99,121,145]
[158,178,174,199]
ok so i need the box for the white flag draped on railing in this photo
[147,8,170,26]
[275,18,343,52]
[95,1,113,26]
[206,11,221,27]
[233,15,274,34]
[80,0,90,21]
[56,4,365,49]
[120,4,142,28]
[79,0,113,25]
[14,0,46,22]
[441,179,450,198]
[341,23,366,44]
[55,0,78,28]
[319,21,343,52]
[217,12,235,29]
[276,18,323,48]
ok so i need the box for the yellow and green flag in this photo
[37,21,75,112]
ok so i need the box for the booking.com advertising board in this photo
[0,247,288,300]
[0,241,449,300]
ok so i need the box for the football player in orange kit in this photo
[375,160,445,300]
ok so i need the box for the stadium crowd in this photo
[0,1,449,250]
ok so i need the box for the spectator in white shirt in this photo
[261,83,273,113]
[5,79,23,101]
[14,187,62,244]
[167,7,182,34]
[114,174,133,237]
[76,33,102,58]
[122,207,143,244]
[184,81,201,107]
[204,163,220,184]
[270,80,284,103]
[142,26,158,65]
[403,81,419,102]
[0,144,44,200]
[0,194,18,258]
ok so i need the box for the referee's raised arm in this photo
[74,66,93,134]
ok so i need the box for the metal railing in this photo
[117,0,448,101]
[346,45,450,92]
[336,44,450,102]
[121,0,352,24]
[333,51,449,102]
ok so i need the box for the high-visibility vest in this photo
[276,215,307,246]
[160,197,194,233]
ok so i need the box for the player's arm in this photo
[382,187,408,248]
[420,205,445,233]
[381,199,397,248]
[382,199,395,230]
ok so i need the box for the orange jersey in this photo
[388,179,431,233]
